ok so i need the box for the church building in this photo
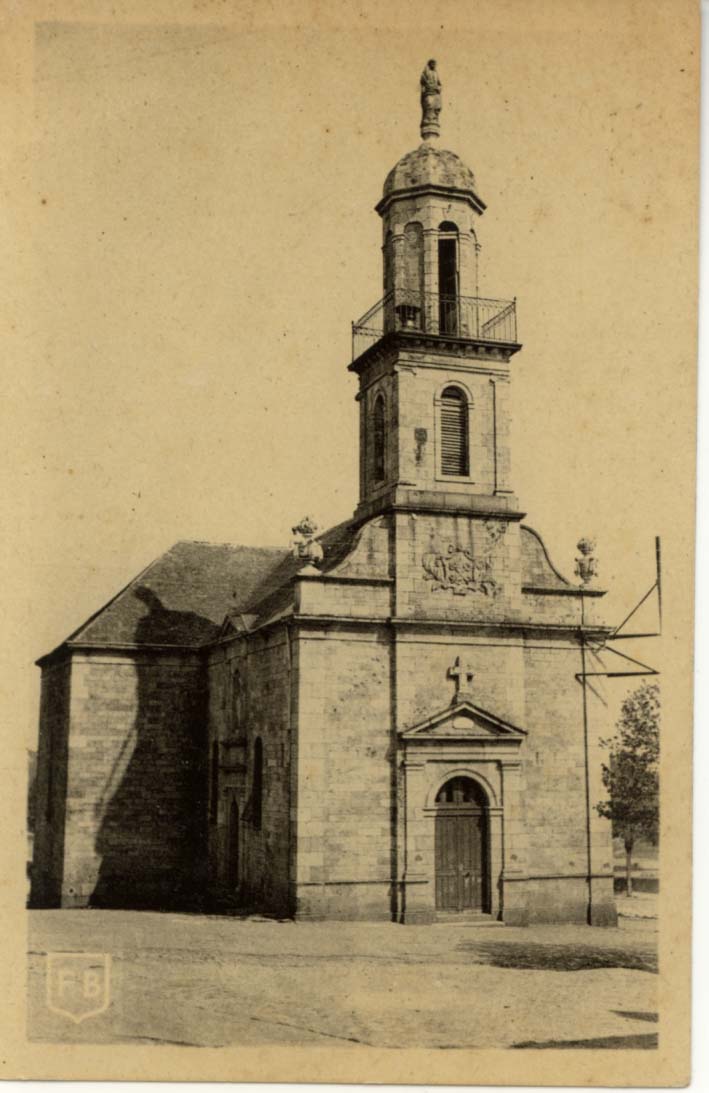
[31,63,618,926]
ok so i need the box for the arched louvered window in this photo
[252,737,263,831]
[440,386,469,476]
[373,394,386,482]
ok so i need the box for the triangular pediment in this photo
[400,699,527,741]
[219,611,258,638]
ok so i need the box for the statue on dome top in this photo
[420,59,442,141]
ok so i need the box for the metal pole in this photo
[655,536,662,631]
[579,600,594,925]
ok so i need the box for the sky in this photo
[4,2,696,751]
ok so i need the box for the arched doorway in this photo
[227,798,239,889]
[434,776,489,912]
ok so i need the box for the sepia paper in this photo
[0,0,697,1085]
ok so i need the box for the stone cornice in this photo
[288,614,613,640]
[389,617,613,639]
[38,607,613,665]
[523,584,606,599]
[351,497,527,528]
[36,640,206,668]
[305,574,394,586]
[375,182,487,218]
[349,330,522,376]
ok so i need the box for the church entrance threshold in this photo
[434,911,503,927]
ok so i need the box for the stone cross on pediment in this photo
[448,655,475,702]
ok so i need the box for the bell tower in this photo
[349,61,522,524]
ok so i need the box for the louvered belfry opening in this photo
[440,385,469,476]
[438,222,459,335]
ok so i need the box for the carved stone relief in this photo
[422,519,508,597]
[422,546,496,596]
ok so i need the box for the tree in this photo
[596,681,659,897]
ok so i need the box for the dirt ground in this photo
[28,910,658,1050]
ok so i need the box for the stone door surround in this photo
[399,697,526,922]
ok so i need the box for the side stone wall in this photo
[48,652,208,909]
[29,660,72,908]
[206,627,293,916]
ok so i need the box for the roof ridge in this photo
[172,538,288,552]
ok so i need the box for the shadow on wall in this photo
[88,586,209,911]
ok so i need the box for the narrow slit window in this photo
[252,737,263,830]
[373,394,386,482]
[440,386,469,476]
[209,741,219,824]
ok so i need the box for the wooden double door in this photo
[435,808,488,913]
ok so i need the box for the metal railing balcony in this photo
[352,290,517,361]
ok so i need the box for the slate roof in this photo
[40,520,361,659]
[61,541,291,650]
[39,518,578,662]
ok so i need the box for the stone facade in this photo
[274,510,615,925]
[293,625,393,920]
[31,74,618,927]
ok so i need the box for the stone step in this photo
[434,912,505,927]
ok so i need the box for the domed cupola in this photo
[382,144,479,207]
[373,61,488,333]
[376,58,485,221]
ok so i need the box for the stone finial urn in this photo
[575,537,598,585]
[291,516,324,569]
